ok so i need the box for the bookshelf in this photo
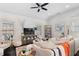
[1,21,14,40]
[44,25,52,38]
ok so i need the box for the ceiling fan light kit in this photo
[31,3,49,12]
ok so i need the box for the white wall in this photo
[47,7,79,53]
[0,11,47,46]
[48,7,79,37]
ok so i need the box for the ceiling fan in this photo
[31,3,49,12]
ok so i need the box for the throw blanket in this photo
[60,42,70,56]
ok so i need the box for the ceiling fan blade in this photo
[42,7,47,11]
[36,3,40,7]
[38,9,40,12]
[31,7,38,9]
[41,3,48,7]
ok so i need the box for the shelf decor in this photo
[2,20,14,40]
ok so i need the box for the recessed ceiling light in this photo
[65,5,70,8]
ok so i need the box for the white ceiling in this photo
[0,3,79,20]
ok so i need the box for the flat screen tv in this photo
[24,28,34,35]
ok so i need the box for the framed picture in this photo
[55,24,64,32]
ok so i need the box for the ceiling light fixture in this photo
[65,5,70,8]
[30,3,49,12]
